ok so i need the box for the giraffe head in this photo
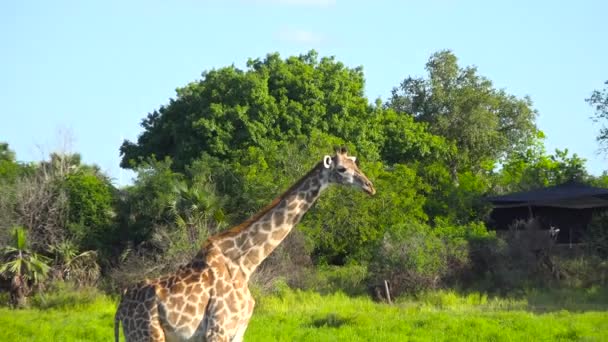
[322,147,376,195]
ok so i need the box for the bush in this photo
[30,282,104,310]
[368,222,446,298]
[586,211,608,257]
[292,264,368,296]
[367,220,499,299]
[465,218,598,292]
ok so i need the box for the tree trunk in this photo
[10,275,28,309]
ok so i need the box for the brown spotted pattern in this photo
[114,149,375,341]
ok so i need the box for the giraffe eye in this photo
[337,167,347,173]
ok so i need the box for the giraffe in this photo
[114,147,376,342]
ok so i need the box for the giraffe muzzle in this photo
[363,180,376,196]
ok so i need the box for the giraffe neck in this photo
[210,162,329,279]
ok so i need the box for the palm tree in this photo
[0,227,50,308]
[50,240,100,287]
[168,181,225,250]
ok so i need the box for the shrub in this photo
[63,171,115,252]
[368,220,500,299]
[586,211,608,257]
[368,221,447,298]
[29,281,104,310]
[292,264,368,296]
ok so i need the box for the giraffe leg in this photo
[231,296,255,342]
[149,322,166,342]
[204,297,231,342]
[230,319,249,342]
[205,325,230,342]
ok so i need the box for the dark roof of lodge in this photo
[487,182,608,209]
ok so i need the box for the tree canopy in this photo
[388,50,539,176]
[120,51,382,172]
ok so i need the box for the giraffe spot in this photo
[187,294,199,304]
[180,267,193,277]
[144,299,155,310]
[177,313,192,326]
[169,296,185,310]
[185,273,201,284]
[242,238,254,250]
[263,243,275,255]
[184,303,197,316]
[273,211,285,225]
[219,239,235,250]
[171,281,185,293]
[271,229,288,241]
[226,318,239,330]
[299,202,310,211]
[157,288,170,301]
[287,202,298,211]
[135,303,147,315]
[218,280,231,294]
[193,283,204,294]
[247,252,261,266]
[242,258,255,270]
[227,291,238,304]
[168,311,180,325]
[226,300,239,312]
[235,234,248,248]
[251,232,268,245]
[214,300,226,312]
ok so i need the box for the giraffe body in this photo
[115,149,375,341]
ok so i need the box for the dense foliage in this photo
[1,50,607,304]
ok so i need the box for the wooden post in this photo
[384,280,392,304]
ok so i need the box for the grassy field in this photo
[0,285,607,341]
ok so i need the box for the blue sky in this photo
[1,0,606,186]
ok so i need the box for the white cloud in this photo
[277,28,325,44]
[244,0,336,7]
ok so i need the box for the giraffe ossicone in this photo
[114,148,376,342]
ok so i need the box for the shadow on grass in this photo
[307,313,353,329]
[524,286,608,313]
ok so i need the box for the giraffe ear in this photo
[323,155,332,169]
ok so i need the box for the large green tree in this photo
[120,51,381,172]
[387,50,538,178]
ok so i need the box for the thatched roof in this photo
[487,182,608,209]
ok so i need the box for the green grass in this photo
[0,286,607,341]
[246,287,608,341]
[0,295,116,341]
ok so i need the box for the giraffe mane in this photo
[203,160,324,246]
